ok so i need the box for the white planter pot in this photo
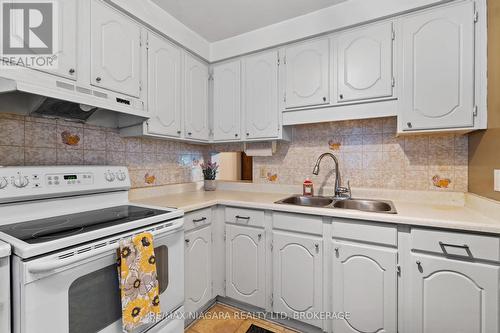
[204,180,217,191]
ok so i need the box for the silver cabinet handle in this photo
[185,239,190,244]
[258,234,262,241]
[315,244,320,252]
[407,122,412,129]
[334,247,339,254]
[439,242,472,257]
[177,130,182,135]
[96,77,102,82]
[323,96,327,102]
[192,217,207,223]
[416,261,422,268]
[69,68,75,75]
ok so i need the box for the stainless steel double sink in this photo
[275,195,397,214]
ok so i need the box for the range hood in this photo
[0,77,147,128]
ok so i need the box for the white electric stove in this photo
[0,240,10,333]
[0,166,185,333]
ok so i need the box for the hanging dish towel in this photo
[117,233,161,332]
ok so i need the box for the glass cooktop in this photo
[0,205,170,244]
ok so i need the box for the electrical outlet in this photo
[260,167,267,179]
[495,170,500,192]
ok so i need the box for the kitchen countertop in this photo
[0,241,10,258]
[131,188,500,235]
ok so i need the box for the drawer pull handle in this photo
[235,215,250,220]
[193,217,207,223]
[439,242,473,258]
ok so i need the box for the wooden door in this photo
[332,241,398,333]
[146,33,182,137]
[226,224,266,308]
[285,39,330,109]
[400,2,475,131]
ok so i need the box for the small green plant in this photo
[201,162,219,180]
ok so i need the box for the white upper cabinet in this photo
[213,60,241,141]
[285,39,330,109]
[332,241,398,333]
[337,22,394,102]
[400,1,475,132]
[146,33,182,138]
[409,254,499,333]
[44,0,78,80]
[184,54,210,141]
[226,224,266,308]
[185,226,212,315]
[273,231,323,328]
[243,50,280,139]
[91,0,143,98]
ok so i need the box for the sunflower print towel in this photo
[117,233,161,332]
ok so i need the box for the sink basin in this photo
[333,199,397,214]
[275,195,397,214]
[275,195,334,207]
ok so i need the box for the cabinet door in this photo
[285,39,330,109]
[243,50,279,139]
[400,2,475,131]
[337,22,394,102]
[409,254,500,333]
[146,34,182,138]
[185,227,212,314]
[43,0,78,80]
[184,54,210,141]
[213,60,241,141]
[91,0,142,98]
[332,241,398,333]
[226,225,266,308]
[273,231,323,328]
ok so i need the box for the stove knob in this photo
[116,171,127,182]
[13,175,29,188]
[0,177,8,189]
[105,171,115,182]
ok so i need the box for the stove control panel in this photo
[0,166,131,203]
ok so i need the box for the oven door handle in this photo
[27,220,184,274]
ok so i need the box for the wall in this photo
[468,0,500,201]
[0,113,209,188]
[213,117,468,192]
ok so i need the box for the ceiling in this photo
[151,0,347,42]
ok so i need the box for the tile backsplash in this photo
[250,117,468,192]
[0,113,208,188]
[0,113,468,192]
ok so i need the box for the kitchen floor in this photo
[186,304,299,333]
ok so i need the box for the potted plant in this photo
[201,162,219,191]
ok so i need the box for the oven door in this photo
[14,220,184,333]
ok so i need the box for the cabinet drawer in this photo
[225,207,265,228]
[332,219,397,246]
[411,228,500,262]
[184,208,212,231]
[273,212,323,235]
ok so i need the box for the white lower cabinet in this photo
[225,224,266,308]
[332,241,398,333]
[272,231,323,328]
[185,226,212,314]
[408,253,500,333]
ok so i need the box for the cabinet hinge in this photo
[397,265,401,275]
[473,105,478,117]
[223,279,226,293]
[270,293,274,307]
[139,81,143,92]
[208,74,214,82]
[224,231,226,241]
[474,10,479,23]
[392,77,396,87]
[283,56,287,65]
[392,29,396,41]
[270,241,273,251]
[277,57,280,66]
[283,93,286,103]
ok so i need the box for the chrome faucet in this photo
[312,153,351,200]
